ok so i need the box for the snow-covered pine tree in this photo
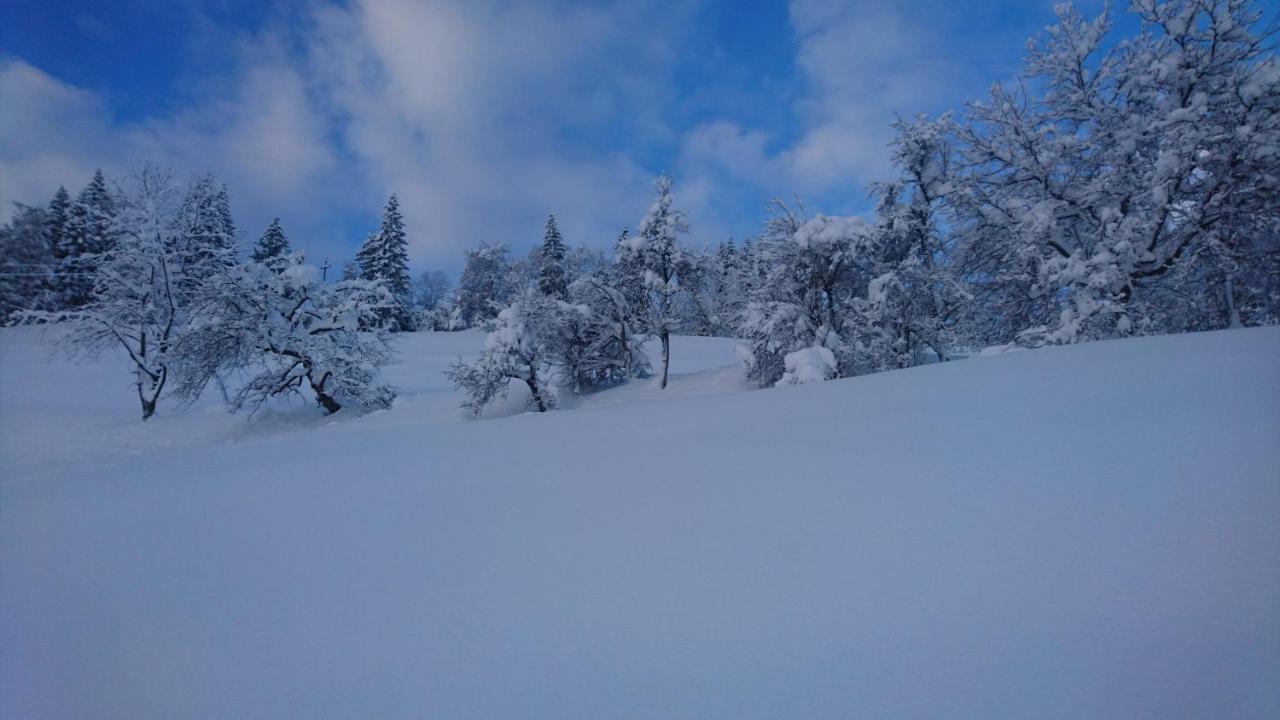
[610,227,647,327]
[60,169,118,308]
[675,248,715,336]
[537,214,568,299]
[251,217,291,272]
[710,238,746,333]
[0,204,53,324]
[456,242,510,327]
[173,173,237,295]
[42,187,71,310]
[356,195,413,330]
[632,175,688,389]
[447,289,559,413]
[738,237,761,296]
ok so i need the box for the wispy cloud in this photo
[1,0,698,268]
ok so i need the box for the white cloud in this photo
[0,60,118,211]
[0,0,694,270]
[301,0,688,265]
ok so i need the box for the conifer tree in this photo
[45,187,70,259]
[43,187,71,310]
[61,169,117,308]
[457,242,510,327]
[173,174,237,293]
[251,217,291,271]
[0,204,53,323]
[356,195,412,329]
[537,214,567,299]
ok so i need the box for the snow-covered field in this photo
[2,326,1278,718]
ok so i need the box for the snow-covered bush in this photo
[447,290,560,414]
[778,346,838,385]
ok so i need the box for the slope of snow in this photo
[2,327,1278,719]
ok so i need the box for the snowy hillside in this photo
[2,327,1278,718]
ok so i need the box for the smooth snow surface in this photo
[2,327,1278,719]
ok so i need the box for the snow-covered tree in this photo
[864,115,968,366]
[738,205,874,387]
[710,238,747,334]
[62,164,183,420]
[175,259,396,415]
[0,203,53,324]
[42,187,71,309]
[631,175,688,388]
[412,269,454,330]
[356,195,413,330]
[447,289,559,414]
[609,227,647,328]
[549,298,598,395]
[172,174,237,293]
[675,248,716,336]
[953,0,1280,345]
[60,169,118,309]
[568,272,651,384]
[537,214,568,299]
[456,242,510,327]
[251,217,291,272]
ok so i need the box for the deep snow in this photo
[2,326,1278,719]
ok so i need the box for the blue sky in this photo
[4,0,1271,272]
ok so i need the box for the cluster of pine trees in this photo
[0,164,411,420]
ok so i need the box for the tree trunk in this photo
[308,370,342,414]
[659,331,670,389]
[525,361,548,412]
[525,379,547,412]
[1225,274,1242,328]
[313,387,342,415]
[620,324,632,378]
[136,363,164,421]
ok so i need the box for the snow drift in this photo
[2,327,1278,719]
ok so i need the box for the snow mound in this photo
[779,345,837,384]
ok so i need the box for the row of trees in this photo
[447,0,1279,411]
[2,0,1276,420]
